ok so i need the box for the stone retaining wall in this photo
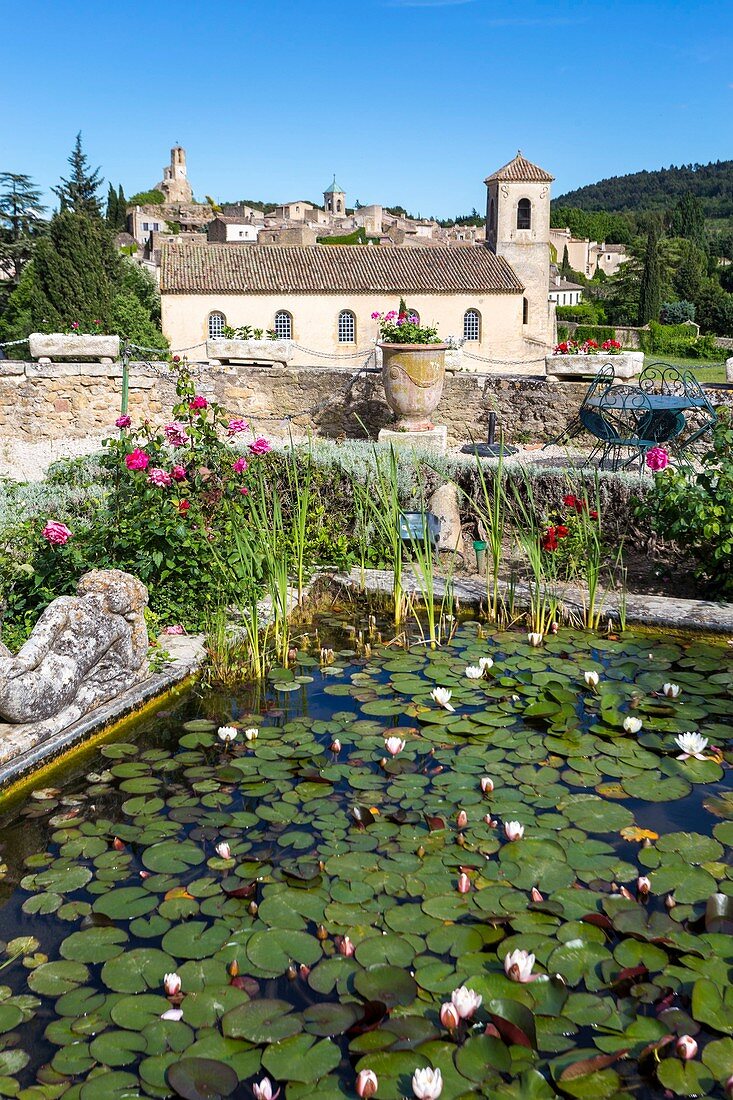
[1,359,731,479]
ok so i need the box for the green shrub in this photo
[639,320,720,360]
[556,301,606,324]
[637,408,733,597]
[660,300,696,324]
[574,325,617,345]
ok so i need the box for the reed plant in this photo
[454,451,509,624]
[510,470,561,636]
[354,447,406,625]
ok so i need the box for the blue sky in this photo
[3,0,732,218]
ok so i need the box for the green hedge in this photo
[574,325,617,345]
[639,321,720,360]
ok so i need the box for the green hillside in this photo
[554,159,733,220]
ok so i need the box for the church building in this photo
[160,153,555,367]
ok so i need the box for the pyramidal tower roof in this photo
[484,152,554,184]
[324,174,345,194]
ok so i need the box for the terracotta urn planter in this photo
[29,333,120,362]
[380,342,449,431]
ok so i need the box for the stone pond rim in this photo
[379,342,449,432]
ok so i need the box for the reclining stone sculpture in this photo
[0,569,149,732]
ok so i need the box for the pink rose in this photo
[163,421,189,447]
[171,465,187,481]
[240,487,249,495]
[148,467,172,487]
[249,437,271,456]
[646,446,670,472]
[125,448,150,471]
[189,395,208,412]
[227,418,248,435]
[42,521,73,546]
[115,414,131,429]
[162,625,186,635]
[233,456,248,474]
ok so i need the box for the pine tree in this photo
[638,226,662,325]
[0,172,46,287]
[105,183,118,228]
[117,185,127,230]
[53,133,103,218]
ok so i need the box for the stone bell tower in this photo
[485,151,554,346]
[324,175,346,218]
[157,146,193,204]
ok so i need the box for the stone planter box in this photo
[726,356,733,383]
[29,333,120,363]
[546,352,644,381]
[206,339,293,367]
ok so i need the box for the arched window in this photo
[274,310,292,340]
[338,310,355,343]
[517,198,532,230]
[208,311,226,338]
[463,309,481,342]
[522,297,529,324]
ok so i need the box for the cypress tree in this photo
[105,183,118,228]
[53,133,103,218]
[117,185,127,230]
[560,245,571,278]
[638,226,662,325]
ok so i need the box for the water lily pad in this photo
[261,1034,341,1083]
[222,998,303,1043]
[354,965,418,1009]
[166,1058,238,1100]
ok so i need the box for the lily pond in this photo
[0,617,731,1100]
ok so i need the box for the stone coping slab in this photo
[333,567,733,636]
[0,633,206,791]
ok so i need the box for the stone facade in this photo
[2,358,729,481]
[156,146,193,204]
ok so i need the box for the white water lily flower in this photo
[527,632,543,647]
[479,656,494,671]
[504,948,536,983]
[663,683,681,699]
[244,727,258,741]
[674,731,709,760]
[252,1078,279,1100]
[583,670,600,688]
[430,687,455,712]
[480,776,494,793]
[215,842,231,860]
[217,726,237,742]
[450,985,483,1019]
[160,1007,183,1021]
[384,736,406,756]
[464,665,483,679]
[623,716,642,734]
[163,973,181,996]
[412,1067,443,1099]
[504,820,524,841]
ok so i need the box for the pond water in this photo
[0,616,731,1099]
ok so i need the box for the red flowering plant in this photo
[553,338,621,355]
[539,492,604,578]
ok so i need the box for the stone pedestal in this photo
[378,425,448,453]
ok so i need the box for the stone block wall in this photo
[0,359,730,480]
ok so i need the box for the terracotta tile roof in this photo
[484,153,554,184]
[160,243,524,294]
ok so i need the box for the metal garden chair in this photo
[594,385,659,470]
[545,362,616,448]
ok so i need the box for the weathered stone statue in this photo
[0,570,149,731]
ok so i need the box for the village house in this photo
[160,153,556,365]
[549,226,630,278]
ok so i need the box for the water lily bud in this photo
[356,1069,379,1098]
[530,887,543,902]
[244,727,259,742]
[416,845,426,859]
[726,1074,733,1098]
[316,924,328,941]
[163,972,182,997]
[330,738,341,753]
[480,777,494,793]
[299,964,310,979]
[457,872,471,894]
[228,960,239,977]
[641,837,653,848]
[456,833,466,848]
[504,820,525,841]
[139,870,150,879]
[286,964,298,981]
[665,894,676,909]
[637,876,651,897]
[318,860,326,872]
[619,886,634,900]
[440,1001,460,1030]
[676,1035,698,1061]
[337,935,355,957]
[549,621,559,634]
[484,815,498,827]
[663,683,681,699]
[527,632,543,647]
[287,646,298,663]
[252,1077,277,1100]
[113,837,125,851]
[248,901,259,917]
[456,810,468,829]
[583,670,600,688]
[215,841,231,860]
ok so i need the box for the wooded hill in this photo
[554,159,733,220]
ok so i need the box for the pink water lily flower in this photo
[450,985,482,1019]
[163,972,181,996]
[355,1069,378,1098]
[504,949,537,983]
[440,1001,460,1030]
[384,737,406,756]
[504,821,524,841]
